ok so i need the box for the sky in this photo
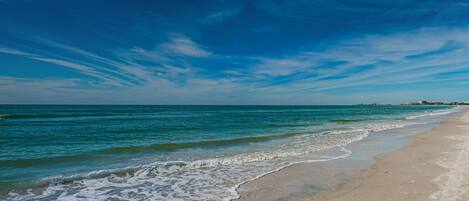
[1,0,469,104]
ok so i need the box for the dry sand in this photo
[238,108,469,201]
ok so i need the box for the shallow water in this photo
[0,105,459,200]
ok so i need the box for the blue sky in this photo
[1,0,469,104]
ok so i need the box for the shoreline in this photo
[237,108,468,201]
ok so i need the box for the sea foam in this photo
[406,107,461,120]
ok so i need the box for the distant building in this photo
[401,100,469,106]
[419,100,428,104]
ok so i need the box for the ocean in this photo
[0,105,459,200]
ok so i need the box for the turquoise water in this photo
[0,105,457,200]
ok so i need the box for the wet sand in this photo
[237,108,469,201]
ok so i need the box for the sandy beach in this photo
[238,108,469,201]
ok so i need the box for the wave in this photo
[102,132,302,154]
[0,113,129,120]
[6,122,405,182]
[0,154,103,168]
[1,132,307,168]
[6,126,372,201]
[4,123,391,169]
[405,107,461,120]
[330,119,368,124]
[29,147,354,201]
[263,123,305,128]
[0,114,66,119]
[7,149,350,201]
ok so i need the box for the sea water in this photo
[0,105,460,200]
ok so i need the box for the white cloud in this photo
[2,46,134,86]
[0,47,36,57]
[253,56,317,76]
[160,35,211,57]
[32,57,94,72]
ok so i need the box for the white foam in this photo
[226,147,352,201]
[406,107,461,120]
[6,129,367,201]
[430,111,469,201]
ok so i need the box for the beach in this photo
[238,108,469,201]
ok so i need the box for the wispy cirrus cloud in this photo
[252,56,317,77]
[0,45,138,87]
[160,34,212,57]
[0,33,213,88]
